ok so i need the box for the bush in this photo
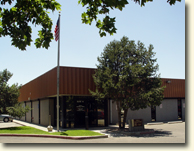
[7,103,31,119]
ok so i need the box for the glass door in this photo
[97,100,105,126]
[88,99,97,127]
[75,100,85,127]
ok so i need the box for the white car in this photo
[0,114,13,122]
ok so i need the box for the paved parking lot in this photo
[0,121,22,129]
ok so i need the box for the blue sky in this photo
[0,0,185,86]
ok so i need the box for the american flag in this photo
[54,18,59,41]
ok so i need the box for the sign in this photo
[76,105,85,111]
[77,100,84,103]
[183,103,185,108]
[133,119,143,127]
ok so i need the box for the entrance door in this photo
[75,99,98,127]
[178,99,182,119]
[73,98,106,127]
[75,100,85,127]
[151,105,156,121]
[88,100,97,127]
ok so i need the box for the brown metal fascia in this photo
[18,66,185,102]
[161,78,185,98]
[59,66,96,96]
[18,67,57,102]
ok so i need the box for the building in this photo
[18,66,185,128]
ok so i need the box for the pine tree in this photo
[90,36,165,128]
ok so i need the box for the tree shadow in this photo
[130,129,172,138]
[101,128,172,138]
[0,126,24,130]
[59,131,68,136]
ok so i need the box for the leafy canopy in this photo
[0,0,61,50]
[0,0,181,50]
[7,103,31,119]
[79,0,182,37]
[0,69,21,114]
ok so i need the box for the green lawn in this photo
[0,126,104,136]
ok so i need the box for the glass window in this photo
[97,100,105,126]
[66,97,75,128]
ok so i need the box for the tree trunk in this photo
[122,109,128,128]
[116,100,121,128]
[3,106,7,114]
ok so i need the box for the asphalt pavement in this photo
[0,121,21,129]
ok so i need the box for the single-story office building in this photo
[18,66,185,128]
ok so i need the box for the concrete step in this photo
[168,121,183,124]
[146,122,164,125]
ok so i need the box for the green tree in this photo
[0,0,61,50]
[90,36,165,128]
[0,69,21,114]
[6,103,31,119]
[79,0,182,37]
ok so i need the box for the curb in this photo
[0,134,108,140]
[146,122,164,125]
[146,121,184,125]
[168,121,183,124]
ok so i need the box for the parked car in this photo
[0,114,13,122]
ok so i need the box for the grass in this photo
[0,126,104,136]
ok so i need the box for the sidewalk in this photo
[11,119,184,139]
[12,119,154,137]
[13,119,112,133]
[13,119,184,130]
[13,119,58,132]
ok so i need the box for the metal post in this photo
[85,101,89,130]
[49,115,51,126]
[57,13,61,132]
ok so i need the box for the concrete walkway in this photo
[10,119,156,138]
[1,119,109,140]
[12,119,184,133]
[0,120,185,143]
[12,119,122,137]
[13,119,183,132]
[13,119,58,132]
[12,119,154,137]
[12,119,116,134]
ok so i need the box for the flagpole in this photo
[57,13,61,132]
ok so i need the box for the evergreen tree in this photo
[90,36,165,128]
